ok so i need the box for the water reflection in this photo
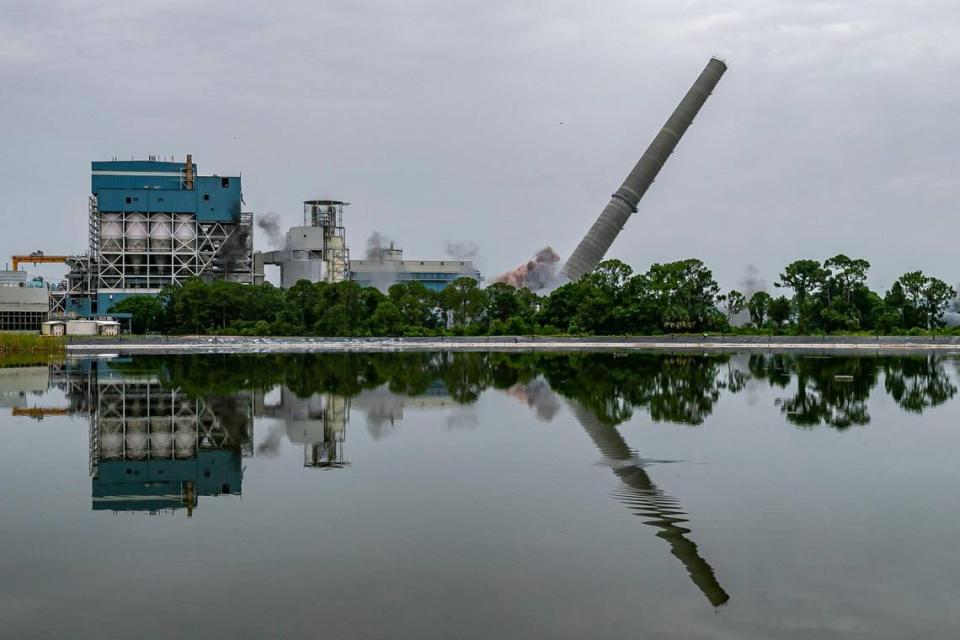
[566,397,730,607]
[4,351,959,608]
[508,376,728,605]
[748,354,957,429]
[60,361,252,515]
[259,388,348,468]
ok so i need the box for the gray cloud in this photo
[1,1,957,291]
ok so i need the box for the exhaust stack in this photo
[558,57,727,284]
[183,153,194,190]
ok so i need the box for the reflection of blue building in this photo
[93,450,241,515]
[58,359,253,516]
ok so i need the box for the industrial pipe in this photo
[558,57,727,284]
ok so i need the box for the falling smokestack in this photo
[558,57,727,284]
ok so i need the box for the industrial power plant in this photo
[0,157,483,332]
[0,57,727,334]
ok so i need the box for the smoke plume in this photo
[363,231,399,292]
[256,423,285,458]
[494,247,561,291]
[505,379,561,422]
[366,231,394,261]
[739,264,768,296]
[220,225,251,275]
[256,212,285,248]
[444,241,478,260]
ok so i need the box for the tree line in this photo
[109,255,958,336]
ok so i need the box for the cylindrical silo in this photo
[559,57,727,283]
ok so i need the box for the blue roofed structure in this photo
[61,155,255,315]
[91,159,242,223]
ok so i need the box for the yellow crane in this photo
[11,252,74,272]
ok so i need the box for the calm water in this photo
[2,351,959,639]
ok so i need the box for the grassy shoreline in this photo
[0,334,66,357]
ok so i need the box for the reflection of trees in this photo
[884,355,957,413]
[537,353,731,426]
[752,355,879,429]
[126,352,731,427]
[114,351,959,432]
[747,353,794,389]
[750,353,956,429]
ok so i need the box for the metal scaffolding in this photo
[85,196,253,292]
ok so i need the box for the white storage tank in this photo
[125,213,148,251]
[149,213,173,250]
[99,432,124,459]
[174,214,195,242]
[100,213,123,250]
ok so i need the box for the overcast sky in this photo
[1,0,957,291]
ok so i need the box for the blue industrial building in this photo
[61,156,254,316]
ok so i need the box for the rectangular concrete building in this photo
[0,286,49,332]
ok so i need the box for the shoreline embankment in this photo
[64,335,960,355]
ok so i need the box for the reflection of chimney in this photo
[184,153,194,190]
[567,398,730,607]
[559,57,727,283]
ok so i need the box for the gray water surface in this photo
[1,352,958,639]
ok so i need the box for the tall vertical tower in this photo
[261,199,351,287]
[304,200,350,283]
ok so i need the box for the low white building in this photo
[41,320,66,336]
[96,320,120,336]
[65,319,120,336]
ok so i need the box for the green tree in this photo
[485,282,522,324]
[825,254,870,306]
[645,259,720,332]
[369,300,405,335]
[897,271,927,308]
[922,277,955,329]
[719,290,746,325]
[768,296,791,329]
[776,260,830,331]
[747,291,771,328]
[108,295,167,334]
[441,277,488,329]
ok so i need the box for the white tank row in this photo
[99,430,200,460]
[100,213,196,241]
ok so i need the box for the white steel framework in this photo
[87,197,253,292]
